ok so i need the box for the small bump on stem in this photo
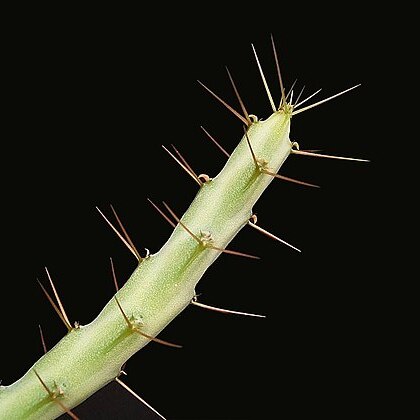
[198,173,211,183]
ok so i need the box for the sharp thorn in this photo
[54,400,79,420]
[301,149,322,153]
[170,144,198,178]
[251,43,276,112]
[197,80,249,125]
[161,201,201,243]
[200,126,230,158]
[114,296,132,329]
[210,245,260,260]
[243,126,259,168]
[110,257,119,292]
[291,149,369,162]
[44,267,72,331]
[225,66,251,124]
[285,79,297,102]
[147,198,176,229]
[292,84,361,115]
[162,145,202,186]
[247,221,301,252]
[191,298,266,318]
[33,369,53,397]
[115,378,167,420]
[96,206,140,261]
[134,329,183,349]
[270,34,286,108]
[37,279,72,331]
[109,205,142,260]
[263,170,320,188]
[38,324,47,354]
[293,88,322,109]
[294,85,306,106]
[170,144,202,185]
[57,401,79,419]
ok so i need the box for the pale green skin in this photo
[0,110,291,419]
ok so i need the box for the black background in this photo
[2,4,380,420]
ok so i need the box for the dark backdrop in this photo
[2,5,378,420]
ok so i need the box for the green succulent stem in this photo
[0,110,291,419]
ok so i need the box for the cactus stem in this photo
[113,297,182,349]
[243,127,318,188]
[33,370,79,420]
[243,127,260,168]
[162,201,260,260]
